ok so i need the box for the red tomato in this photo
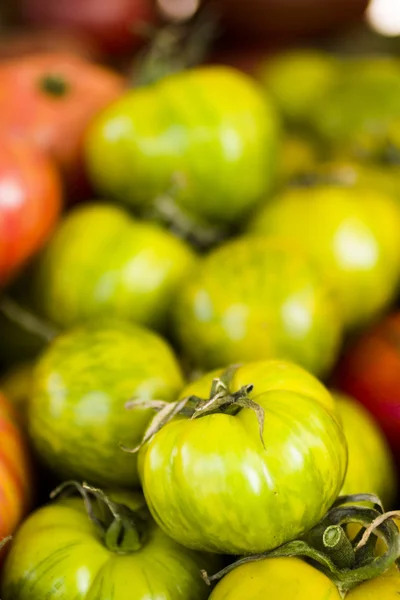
[335,312,400,460]
[206,0,368,40]
[0,138,62,284]
[19,0,156,55]
[0,391,32,541]
[0,53,125,196]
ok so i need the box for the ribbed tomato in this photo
[0,53,124,196]
[0,138,62,285]
[0,392,32,541]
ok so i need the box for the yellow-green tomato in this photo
[250,186,400,328]
[1,491,220,600]
[277,133,320,184]
[259,49,338,126]
[173,235,342,376]
[85,66,278,226]
[29,320,184,487]
[139,360,347,555]
[30,203,196,331]
[335,392,397,508]
[209,557,341,600]
[209,557,400,600]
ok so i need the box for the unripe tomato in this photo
[173,235,342,377]
[250,186,400,328]
[0,53,125,195]
[335,312,400,462]
[85,66,279,227]
[0,138,62,285]
[30,203,196,331]
[29,321,184,487]
[138,360,347,554]
[335,392,397,509]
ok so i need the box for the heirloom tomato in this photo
[85,66,278,227]
[0,53,124,195]
[335,392,397,508]
[1,362,33,429]
[259,49,338,126]
[0,137,62,285]
[1,485,220,600]
[335,312,400,460]
[30,203,196,331]
[19,0,156,55]
[29,320,184,487]
[208,557,400,600]
[173,235,342,376]
[137,359,347,554]
[250,185,400,328]
[0,392,32,540]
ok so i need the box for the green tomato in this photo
[250,186,400,328]
[29,203,196,331]
[29,320,184,487]
[335,392,397,509]
[277,133,320,184]
[259,49,338,126]
[1,488,220,600]
[85,66,278,226]
[173,235,342,376]
[312,57,400,159]
[138,360,347,554]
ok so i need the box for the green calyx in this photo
[202,494,400,598]
[39,74,70,98]
[122,364,266,454]
[50,481,147,554]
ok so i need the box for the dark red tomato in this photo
[0,28,102,61]
[19,0,156,56]
[335,312,400,459]
[0,391,32,541]
[0,53,125,196]
[206,0,368,40]
[0,138,62,285]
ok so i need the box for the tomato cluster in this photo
[1,0,400,598]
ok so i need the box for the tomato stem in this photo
[39,74,70,98]
[123,364,268,453]
[50,481,146,554]
[202,494,400,597]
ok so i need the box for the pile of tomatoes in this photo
[2,0,400,598]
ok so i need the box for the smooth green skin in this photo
[30,203,196,331]
[85,66,278,225]
[250,186,400,328]
[311,57,400,158]
[259,50,339,126]
[1,493,220,600]
[173,236,343,377]
[335,392,397,509]
[139,360,347,555]
[29,321,184,487]
[209,557,341,600]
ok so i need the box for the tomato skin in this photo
[335,312,400,461]
[29,321,184,487]
[250,186,400,328]
[1,493,220,600]
[139,360,347,555]
[0,392,32,541]
[0,54,124,194]
[85,66,278,225]
[335,392,397,508]
[173,236,342,377]
[30,203,196,330]
[0,138,62,285]
[19,0,156,55]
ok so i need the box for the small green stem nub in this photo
[39,74,70,98]
[50,481,145,554]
